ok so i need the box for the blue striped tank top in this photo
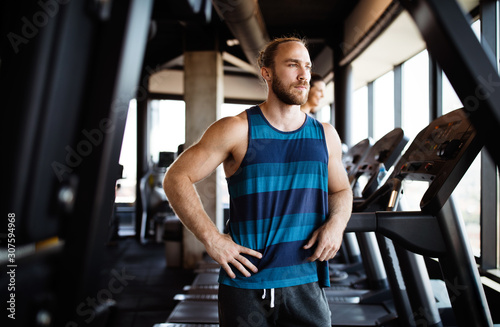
[218,105,331,289]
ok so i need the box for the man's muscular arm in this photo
[163,116,262,278]
[304,123,353,261]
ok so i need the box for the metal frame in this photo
[367,81,375,139]
[400,0,500,276]
[399,0,500,166]
[428,55,443,120]
[2,0,153,325]
[394,64,403,128]
[479,0,500,272]
[56,1,154,323]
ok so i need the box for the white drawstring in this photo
[262,288,275,308]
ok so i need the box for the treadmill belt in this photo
[192,273,219,286]
[324,288,368,303]
[174,293,218,301]
[154,324,218,327]
[330,303,396,326]
[166,296,395,326]
[167,301,219,324]
[184,284,219,294]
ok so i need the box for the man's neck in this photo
[301,103,313,114]
[259,98,306,132]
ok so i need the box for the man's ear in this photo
[261,67,272,81]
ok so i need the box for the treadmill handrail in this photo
[346,211,447,257]
[376,211,446,257]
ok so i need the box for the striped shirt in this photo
[218,106,330,289]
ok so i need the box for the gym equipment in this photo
[347,108,492,327]
[343,137,373,187]
[0,1,154,325]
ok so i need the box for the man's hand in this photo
[303,222,343,262]
[205,233,262,279]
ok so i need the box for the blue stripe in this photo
[255,240,314,269]
[248,108,325,140]
[228,173,327,198]
[251,123,324,140]
[241,138,328,166]
[230,213,325,249]
[218,262,319,289]
[229,188,328,222]
[228,161,327,184]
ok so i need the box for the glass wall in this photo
[402,50,429,140]
[150,99,186,161]
[351,86,369,146]
[439,19,482,257]
[116,99,137,203]
[400,50,430,210]
[372,71,395,140]
[348,18,490,258]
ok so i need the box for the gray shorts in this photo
[218,282,331,327]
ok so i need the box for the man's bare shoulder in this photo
[213,111,247,135]
[321,122,342,157]
[321,122,340,139]
[198,110,248,147]
[218,111,248,129]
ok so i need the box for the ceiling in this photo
[146,0,480,102]
[145,0,357,70]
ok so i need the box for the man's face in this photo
[269,42,312,105]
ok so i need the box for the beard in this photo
[271,74,309,105]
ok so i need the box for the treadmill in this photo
[343,137,373,187]
[346,108,494,327]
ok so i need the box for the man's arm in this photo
[163,116,262,278]
[304,123,353,261]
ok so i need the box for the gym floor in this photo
[99,237,196,327]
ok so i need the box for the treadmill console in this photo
[356,128,409,197]
[343,138,372,180]
[391,108,482,213]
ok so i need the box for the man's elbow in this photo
[162,168,178,199]
[163,166,192,199]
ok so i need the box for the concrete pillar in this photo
[183,50,223,268]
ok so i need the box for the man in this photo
[300,72,326,116]
[163,37,353,326]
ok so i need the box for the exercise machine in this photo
[347,108,493,327]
